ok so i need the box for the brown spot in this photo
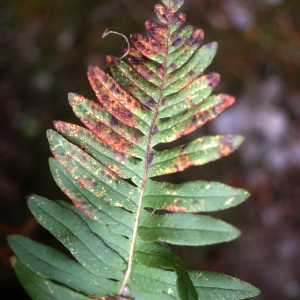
[151,125,159,135]
[110,116,119,127]
[173,164,179,172]
[72,200,95,220]
[161,98,168,106]
[171,94,235,141]
[105,172,118,182]
[171,11,186,27]
[207,73,220,88]
[187,70,195,77]
[172,36,183,47]
[154,4,169,24]
[80,118,134,156]
[156,65,165,78]
[112,149,126,163]
[147,152,154,165]
[130,56,139,65]
[92,182,98,189]
[87,65,138,128]
[145,20,168,44]
[88,65,149,128]
[130,32,167,58]
[146,99,156,108]
[106,55,117,67]
[128,52,157,82]
[170,63,177,71]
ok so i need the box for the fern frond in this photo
[9,0,260,299]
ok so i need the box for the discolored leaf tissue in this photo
[8,0,260,299]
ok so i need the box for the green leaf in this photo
[128,266,260,299]
[107,55,161,105]
[9,0,260,299]
[47,129,138,211]
[28,195,126,279]
[134,242,198,300]
[144,179,250,212]
[53,121,143,181]
[149,135,244,176]
[160,72,220,118]
[49,157,134,237]
[138,211,240,246]
[152,96,236,145]
[164,42,218,95]
[12,257,91,300]
[190,271,261,299]
[67,92,146,158]
[8,235,118,296]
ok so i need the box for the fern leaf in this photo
[9,0,260,299]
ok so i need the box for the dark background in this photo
[1,0,300,299]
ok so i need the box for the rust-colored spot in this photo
[69,195,95,219]
[154,4,170,24]
[128,49,158,82]
[89,296,133,300]
[87,65,138,128]
[106,55,117,68]
[112,150,126,163]
[172,94,235,141]
[165,204,188,213]
[105,172,118,182]
[131,32,167,57]
[62,98,135,156]
[145,20,168,45]
[163,154,191,174]
[156,64,165,79]
[171,11,186,27]
[207,73,220,88]
[218,135,235,158]
[189,29,204,46]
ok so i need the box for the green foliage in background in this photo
[8,0,260,299]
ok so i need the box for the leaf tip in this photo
[206,41,218,51]
[25,194,35,204]
[52,120,60,128]
[68,92,78,105]
[233,134,245,149]
[46,129,55,140]
[10,255,17,266]
[106,55,116,67]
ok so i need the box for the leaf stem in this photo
[117,25,171,297]
[102,29,130,60]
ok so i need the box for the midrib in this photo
[117,24,172,296]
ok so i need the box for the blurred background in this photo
[0,0,299,299]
